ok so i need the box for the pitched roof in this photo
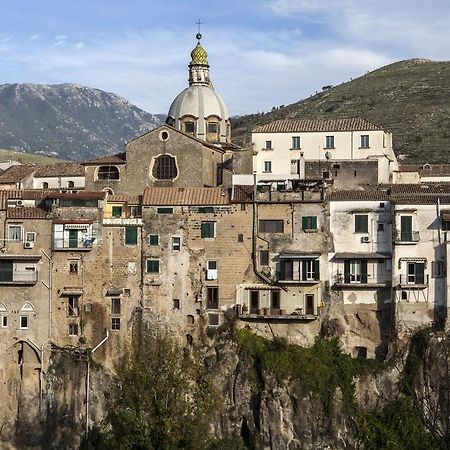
[398,164,450,176]
[82,152,126,165]
[0,165,35,183]
[0,190,50,210]
[252,118,384,133]
[45,191,105,200]
[327,190,389,201]
[142,187,230,206]
[385,183,450,195]
[232,185,254,203]
[7,206,49,220]
[34,163,85,177]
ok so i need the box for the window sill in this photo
[359,147,370,149]
[261,148,273,151]
[324,147,335,150]
[262,171,272,174]
[303,229,318,233]
[290,148,301,151]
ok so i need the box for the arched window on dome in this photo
[152,155,178,180]
[97,165,120,181]
[181,116,196,135]
[206,116,220,143]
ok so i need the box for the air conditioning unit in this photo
[24,241,34,249]
[361,236,371,243]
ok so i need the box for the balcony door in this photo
[0,260,13,282]
[407,262,424,284]
[68,230,79,248]
[400,216,412,241]
[250,290,259,314]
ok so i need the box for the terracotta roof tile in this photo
[385,183,450,194]
[0,190,50,210]
[253,118,383,133]
[34,163,85,177]
[7,206,50,220]
[327,190,389,201]
[82,152,126,165]
[232,185,254,203]
[142,187,230,206]
[398,164,450,176]
[0,165,35,183]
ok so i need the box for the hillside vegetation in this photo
[232,59,450,163]
[0,148,67,165]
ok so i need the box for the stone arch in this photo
[96,165,120,181]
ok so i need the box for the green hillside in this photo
[0,148,67,165]
[231,59,450,163]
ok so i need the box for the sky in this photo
[0,0,449,116]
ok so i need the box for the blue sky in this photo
[1,0,449,115]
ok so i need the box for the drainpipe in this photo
[41,250,52,340]
[27,338,43,413]
[86,330,109,438]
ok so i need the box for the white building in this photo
[252,118,397,184]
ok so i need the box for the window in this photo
[237,233,244,243]
[68,297,79,316]
[264,140,272,150]
[378,223,385,232]
[146,259,160,273]
[360,135,370,148]
[111,318,121,331]
[198,207,214,213]
[206,286,219,309]
[25,232,36,243]
[263,161,272,173]
[216,164,223,185]
[111,298,121,315]
[344,259,368,284]
[68,181,75,189]
[152,155,178,180]
[206,260,218,280]
[400,216,413,241]
[125,226,138,245]
[42,182,49,189]
[407,262,425,284]
[259,220,284,233]
[172,237,181,251]
[325,136,335,148]
[20,316,28,329]
[355,215,368,233]
[148,234,159,246]
[259,250,269,266]
[112,206,122,218]
[2,316,7,328]
[305,294,314,315]
[207,122,219,134]
[8,225,22,241]
[279,259,319,281]
[69,260,79,274]
[173,299,180,310]
[292,136,301,149]
[97,165,120,180]
[271,291,280,310]
[68,324,78,336]
[302,216,318,231]
[322,171,330,179]
[157,207,173,214]
[184,121,195,133]
[201,221,216,239]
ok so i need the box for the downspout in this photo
[86,330,109,438]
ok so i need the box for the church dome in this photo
[166,33,231,144]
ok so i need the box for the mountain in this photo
[231,59,450,163]
[0,83,162,161]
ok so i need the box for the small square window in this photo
[112,206,122,218]
[173,299,180,310]
[25,232,36,243]
[378,223,385,232]
[157,207,173,214]
[146,259,160,273]
[360,135,370,148]
[237,233,244,243]
[265,140,272,150]
[325,136,334,148]
[355,214,369,233]
[20,316,28,329]
[111,298,121,315]
[1,316,7,328]
[302,216,318,231]
[68,323,78,336]
[69,260,79,274]
[125,226,138,245]
[111,318,121,331]
[201,222,216,239]
[263,161,272,173]
[148,234,159,246]
[184,122,195,133]
[172,237,181,251]
[208,313,220,326]
[291,136,301,149]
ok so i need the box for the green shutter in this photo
[149,234,159,245]
[361,260,368,284]
[302,217,308,230]
[125,226,138,245]
[355,215,368,233]
[313,259,320,280]
[201,223,207,238]
[312,216,317,230]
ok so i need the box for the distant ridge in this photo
[231,59,450,163]
[0,83,162,162]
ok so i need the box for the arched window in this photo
[97,166,120,181]
[152,155,178,180]
[206,116,220,143]
[42,182,49,189]
[68,181,75,188]
[0,302,6,312]
[21,302,34,312]
[181,116,196,134]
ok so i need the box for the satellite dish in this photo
[325,151,332,160]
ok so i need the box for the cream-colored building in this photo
[252,118,397,184]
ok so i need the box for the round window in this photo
[160,130,169,142]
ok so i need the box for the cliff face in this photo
[1,329,448,449]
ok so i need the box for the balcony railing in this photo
[397,274,429,288]
[334,273,390,287]
[238,305,317,320]
[394,230,420,243]
[0,271,38,284]
[53,238,94,250]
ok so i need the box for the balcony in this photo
[0,270,38,284]
[397,274,429,289]
[334,273,390,288]
[239,306,317,321]
[53,238,94,251]
[394,230,420,244]
[103,217,143,226]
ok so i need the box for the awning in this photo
[334,252,391,259]
[0,254,41,260]
[243,285,280,291]
[399,257,426,263]
[279,254,320,259]
[64,224,91,230]
[61,287,83,296]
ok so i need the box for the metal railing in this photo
[397,274,429,286]
[394,230,420,242]
[0,271,38,283]
[53,238,93,250]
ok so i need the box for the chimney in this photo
[299,152,306,179]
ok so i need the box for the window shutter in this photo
[313,260,320,280]
[125,226,137,245]
[201,223,207,238]
[312,216,317,230]
[361,260,368,284]
[344,260,350,284]
[301,260,307,281]
[416,263,425,284]
[302,217,307,230]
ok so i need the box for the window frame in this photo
[360,135,370,148]
[325,135,335,149]
[148,234,160,246]
[20,315,28,330]
[264,140,272,150]
[291,136,301,149]
[8,224,22,241]
[1,315,8,328]
[302,216,318,231]
[146,258,160,274]
[68,323,79,336]
[111,317,121,331]
[258,219,284,233]
[354,214,369,233]
[263,161,272,173]
[124,226,138,245]
[172,236,181,251]
[152,154,178,180]
[111,297,121,315]
[201,221,216,239]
